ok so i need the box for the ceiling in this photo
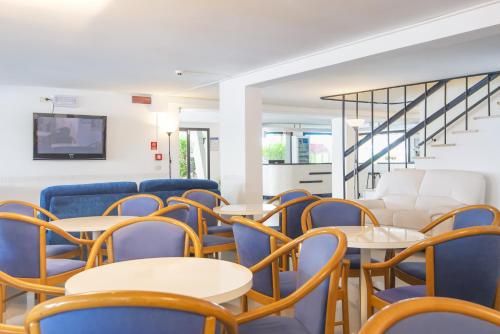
[260,25,500,108]
[0,0,493,95]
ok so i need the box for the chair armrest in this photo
[419,206,461,233]
[0,324,24,334]
[355,199,385,210]
[0,271,65,296]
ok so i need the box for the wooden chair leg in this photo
[240,295,248,312]
[341,290,350,334]
[367,299,374,318]
[0,284,5,323]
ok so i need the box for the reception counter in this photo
[263,163,332,197]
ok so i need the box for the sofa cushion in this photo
[415,196,462,211]
[369,208,396,226]
[374,169,425,198]
[392,209,431,230]
[418,170,485,204]
[139,179,219,192]
[382,195,417,210]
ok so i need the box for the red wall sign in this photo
[150,141,158,150]
[132,96,152,104]
[154,153,163,161]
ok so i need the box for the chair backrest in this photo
[267,189,311,205]
[25,291,238,334]
[0,213,41,278]
[232,217,291,298]
[301,198,380,232]
[428,227,500,308]
[0,200,58,221]
[452,205,500,230]
[359,297,500,334]
[86,216,201,268]
[281,196,321,239]
[183,189,229,227]
[150,204,190,223]
[102,194,163,216]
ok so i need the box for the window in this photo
[304,133,332,163]
[262,132,288,163]
[179,128,210,179]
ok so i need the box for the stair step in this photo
[413,156,436,160]
[452,129,479,134]
[431,143,456,147]
[474,115,500,120]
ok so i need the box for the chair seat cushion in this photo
[46,244,79,257]
[207,225,233,234]
[375,285,426,304]
[239,316,308,334]
[396,262,426,281]
[279,271,297,297]
[344,253,378,269]
[46,259,85,277]
[203,235,234,247]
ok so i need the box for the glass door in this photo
[179,128,210,179]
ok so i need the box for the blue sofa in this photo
[40,178,219,244]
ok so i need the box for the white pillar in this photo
[219,81,262,203]
[332,117,355,199]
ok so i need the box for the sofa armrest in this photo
[356,199,386,210]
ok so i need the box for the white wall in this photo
[0,85,179,203]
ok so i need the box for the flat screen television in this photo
[33,113,107,160]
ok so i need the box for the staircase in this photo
[321,71,500,198]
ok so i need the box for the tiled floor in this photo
[4,250,424,333]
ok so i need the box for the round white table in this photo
[213,203,276,218]
[51,216,136,238]
[65,257,253,304]
[334,226,425,324]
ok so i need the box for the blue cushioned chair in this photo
[25,291,238,334]
[364,226,500,317]
[86,216,202,268]
[359,297,500,334]
[0,270,65,327]
[236,227,347,334]
[182,189,233,237]
[258,196,320,239]
[0,200,81,259]
[149,203,190,222]
[395,205,500,285]
[267,189,312,205]
[301,198,387,283]
[0,213,92,304]
[167,197,235,257]
[102,194,164,217]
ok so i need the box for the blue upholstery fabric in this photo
[46,244,79,257]
[233,223,273,296]
[453,208,496,229]
[39,306,206,334]
[203,235,234,247]
[46,259,85,276]
[309,202,361,255]
[279,271,297,297]
[207,225,233,234]
[157,205,189,223]
[295,234,339,334]
[112,221,186,262]
[184,191,218,227]
[375,285,426,304]
[433,234,499,307]
[344,253,379,269]
[119,197,161,216]
[0,217,40,278]
[280,191,310,204]
[283,197,319,239]
[139,179,219,203]
[386,312,499,334]
[240,316,309,334]
[396,262,426,280]
[0,203,35,216]
[169,199,199,232]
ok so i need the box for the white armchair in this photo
[357,169,486,234]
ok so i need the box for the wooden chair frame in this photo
[0,200,81,260]
[25,291,238,334]
[256,195,321,238]
[395,204,500,286]
[230,216,295,310]
[148,203,190,218]
[85,216,202,269]
[0,271,65,330]
[0,213,93,306]
[102,194,164,216]
[167,197,235,256]
[236,228,348,334]
[182,189,232,237]
[266,189,312,205]
[359,297,500,334]
[363,226,500,317]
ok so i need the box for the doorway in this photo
[179,128,210,179]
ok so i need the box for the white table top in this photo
[213,203,276,216]
[51,216,136,233]
[333,226,425,249]
[65,257,253,304]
